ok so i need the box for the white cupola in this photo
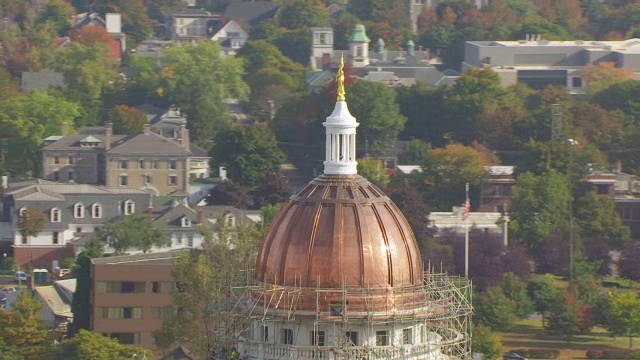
[323,55,359,175]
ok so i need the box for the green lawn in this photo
[497,318,638,359]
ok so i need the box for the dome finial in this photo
[336,53,346,102]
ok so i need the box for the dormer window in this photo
[181,217,191,228]
[51,208,61,223]
[225,214,235,227]
[74,203,84,218]
[92,203,102,218]
[124,200,135,215]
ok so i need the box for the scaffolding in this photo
[224,270,473,360]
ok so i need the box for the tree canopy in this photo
[96,215,171,254]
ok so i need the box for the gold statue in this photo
[336,54,346,102]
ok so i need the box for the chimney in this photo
[180,125,190,149]
[147,205,153,219]
[105,122,113,150]
[617,159,622,173]
[143,123,151,134]
[62,122,69,136]
[197,210,203,224]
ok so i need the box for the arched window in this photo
[124,200,135,215]
[91,203,102,219]
[50,208,61,223]
[74,203,84,218]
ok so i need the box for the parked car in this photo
[504,353,528,360]
[14,271,27,283]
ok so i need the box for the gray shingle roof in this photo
[190,144,208,157]
[107,132,191,156]
[21,72,65,93]
[91,249,184,265]
[224,0,279,28]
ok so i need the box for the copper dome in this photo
[255,174,424,290]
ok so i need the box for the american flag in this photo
[462,183,470,221]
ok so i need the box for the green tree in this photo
[584,62,634,96]
[527,275,562,327]
[347,80,406,157]
[606,292,640,349]
[357,158,389,186]
[35,0,72,36]
[472,323,501,360]
[575,191,631,249]
[53,329,148,360]
[154,214,262,358]
[0,291,50,359]
[52,42,120,125]
[509,170,570,249]
[97,215,171,254]
[18,206,47,245]
[546,293,592,342]
[161,41,249,149]
[211,124,286,188]
[108,105,147,135]
[68,240,104,337]
[0,90,80,176]
[500,272,534,319]
[260,203,283,234]
[278,0,329,29]
[475,286,518,331]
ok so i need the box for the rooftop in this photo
[91,250,184,266]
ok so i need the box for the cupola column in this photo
[323,55,360,175]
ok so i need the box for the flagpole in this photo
[465,182,469,279]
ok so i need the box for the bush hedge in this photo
[508,349,561,359]
[586,349,637,359]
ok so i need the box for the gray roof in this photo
[197,205,260,226]
[155,204,198,227]
[42,133,126,152]
[91,249,184,265]
[173,8,214,16]
[108,132,191,156]
[34,285,72,317]
[190,144,208,157]
[224,0,279,28]
[6,183,149,200]
[21,72,65,93]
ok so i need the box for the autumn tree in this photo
[108,105,147,135]
[584,62,634,96]
[0,291,50,359]
[96,215,171,254]
[154,214,262,358]
[357,159,389,186]
[546,293,593,342]
[18,206,47,245]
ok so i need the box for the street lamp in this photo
[567,139,578,289]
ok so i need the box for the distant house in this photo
[210,19,249,52]
[168,8,224,42]
[1,180,151,268]
[223,0,279,29]
[41,123,209,195]
[70,12,126,61]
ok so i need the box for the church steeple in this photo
[323,55,359,175]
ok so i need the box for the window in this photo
[572,77,582,88]
[152,160,160,169]
[96,281,145,293]
[169,159,177,170]
[119,175,128,186]
[50,208,61,222]
[144,175,152,184]
[152,282,174,294]
[319,33,326,44]
[101,307,142,319]
[21,235,26,244]
[403,328,413,345]
[124,200,135,215]
[152,306,173,319]
[74,203,84,218]
[311,331,325,346]
[53,171,59,181]
[68,171,74,181]
[282,329,294,345]
[138,159,145,169]
[187,235,194,247]
[68,156,75,164]
[53,156,60,165]
[420,325,426,343]
[376,331,389,346]
[181,217,191,227]
[345,331,358,346]
[76,227,82,234]
[52,232,59,244]
[175,235,183,245]
[92,203,102,218]
[169,175,178,186]
[261,326,269,342]
[118,160,128,169]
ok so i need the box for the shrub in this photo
[586,349,635,359]
[508,349,560,359]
